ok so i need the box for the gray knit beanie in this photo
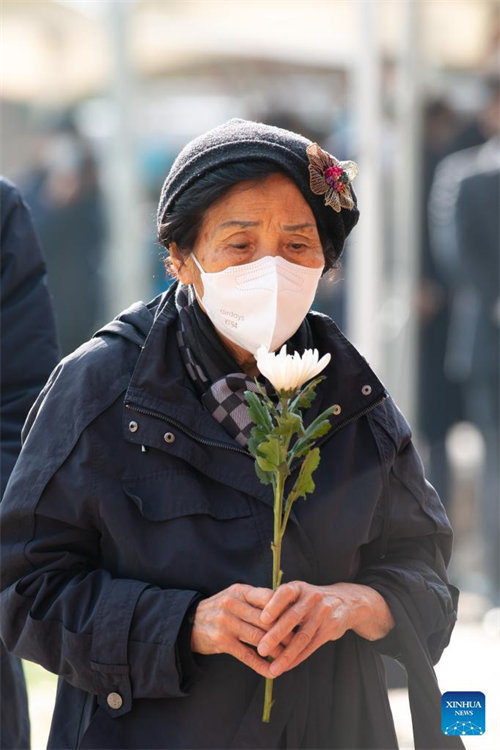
[157,118,359,260]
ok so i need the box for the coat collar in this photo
[122,285,387,503]
[306,312,387,433]
[125,284,386,429]
[124,284,245,446]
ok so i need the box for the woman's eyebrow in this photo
[282,223,316,232]
[216,220,316,231]
[218,220,260,229]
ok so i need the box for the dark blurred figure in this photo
[21,116,106,355]
[429,76,500,605]
[454,164,500,605]
[417,99,464,505]
[1,178,60,748]
[428,80,499,293]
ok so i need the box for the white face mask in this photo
[191,254,324,355]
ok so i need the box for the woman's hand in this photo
[246,581,395,678]
[191,583,288,677]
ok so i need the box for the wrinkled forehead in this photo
[197,174,320,235]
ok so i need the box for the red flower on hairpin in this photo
[306,143,359,212]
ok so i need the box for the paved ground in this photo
[25,596,499,749]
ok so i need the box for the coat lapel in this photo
[123,294,387,511]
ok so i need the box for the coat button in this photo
[332,404,341,415]
[128,420,139,433]
[361,385,372,396]
[106,692,123,710]
[163,432,175,444]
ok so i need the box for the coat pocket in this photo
[122,468,252,522]
[118,469,261,592]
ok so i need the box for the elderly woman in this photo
[0,120,462,750]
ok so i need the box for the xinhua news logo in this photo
[441,691,485,736]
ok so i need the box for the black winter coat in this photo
[1,178,60,495]
[0,287,462,749]
[1,177,60,750]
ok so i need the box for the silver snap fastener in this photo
[332,404,341,415]
[128,420,138,433]
[361,385,372,396]
[106,692,123,710]
[163,432,175,444]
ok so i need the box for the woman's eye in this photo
[229,243,250,250]
[290,243,306,250]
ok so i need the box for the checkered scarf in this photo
[175,284,313,447]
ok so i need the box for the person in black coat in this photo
[455,161,500,605]
[429,132,500,605]
[1,178,60,748]
[20,120,106,356]
[0,122,462,750]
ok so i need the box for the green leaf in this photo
[290,441,313,460]
[254,380,276,409]
[244,390,274,432]
[305,404,337,439]
[255,436,283,472]
[247,431,266,458]
[254,460,274,485]
[274,412,303,440]
[290,406,335,460]
[289,446,320,501]
[303,417,332,442]
[289,376,325,412]
[317,404,338,420]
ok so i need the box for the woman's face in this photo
[171,173,324,294]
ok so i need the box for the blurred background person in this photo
[416,98,465,507]
[454,161,500,608]
[428,75,500,607]
[20,115,106,356]
[1,177,60,749]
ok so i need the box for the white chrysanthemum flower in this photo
[256,345,331,393]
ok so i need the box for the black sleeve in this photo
[0,418,203,719]
[357,408,458,666]
[356,411,463,749]
[455,171,499,313]
[0,179,60,495]
[175,597,205,689]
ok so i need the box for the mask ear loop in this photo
[189,253,205,305]
[190,253,205,273]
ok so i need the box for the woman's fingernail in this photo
[269,663,280,677]
[260,611,272,624]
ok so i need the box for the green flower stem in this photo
[280,497,294,541]
[272,472,285,590]
[262,397,290,723]
[262,676,274,723]
[252,389,331,724]
[262,468,285,722]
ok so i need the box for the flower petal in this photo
[339,191,355,211]
[309,167,328,196]
[256,344,331,393]
[340,160,359,181]
[305,352,331,382]
[255,347,274,384]
[324,188,341,212]
[306,143,332,171]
